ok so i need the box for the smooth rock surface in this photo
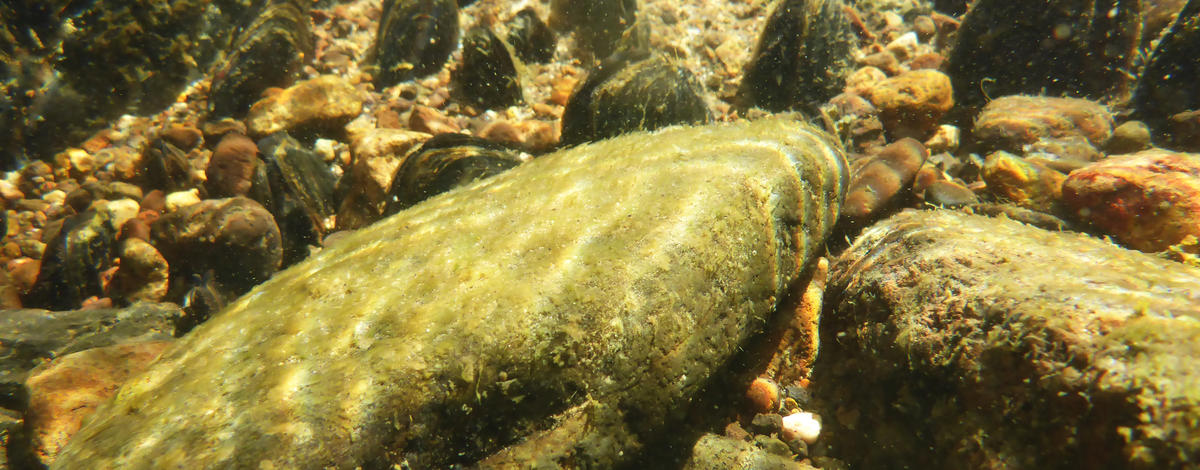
[0,303,181,411]
[817,209,1200,469]
[53,118,848,469]
[24,341,172,465]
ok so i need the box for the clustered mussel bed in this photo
[2,0,1200,468]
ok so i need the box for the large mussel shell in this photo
[373,0,460,88]
[256,133,337,266]
[735,0,855,114]
[452,26,525,110]
[560,51,710,146]
[208,0,314,118]
[383,133,527,215]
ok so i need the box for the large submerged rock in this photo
[816,209,1200,469]
[53,117,849,468]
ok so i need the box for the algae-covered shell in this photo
[207,0,313,118]
[255,134,337,266]
[451,26,525,110]
[373,0,459,88]
[560,51,711,146]
[383,133,527,215]
[52,117,847,469]
[735,0,856,113]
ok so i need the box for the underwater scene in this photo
[1,0,1199,468]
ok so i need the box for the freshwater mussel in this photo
[383,133,528,215]
[560,50,711,146]
[373,0,460,88]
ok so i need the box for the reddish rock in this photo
[24,341,172,465]
[841,138,929,229]
[973,95,1113,153]
[861,69,954,140]
[408,105,461,135]
[205,133,260,198]
[140,190,166,213]
[159,125,204,151]
[1063,149,1200,253]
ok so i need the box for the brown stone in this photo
[160,125,204,151]
[1063,149,1200,253]
[861,69,954,140]
[140,190,166,213]
[841,138,929,229]
[24,341,172,465]
[107,238,169,303]
[205,133,260,198]
[973,95,1113,153]
[408,105,461,135]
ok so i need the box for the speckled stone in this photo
[53,117,847,469]
[818,209,1200,469]
[1062,149,1200,253]
[973,95,1114,153]
[245,75,365,138]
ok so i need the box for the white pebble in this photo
[100,198,141,229]
[165,189,201,212]
[781,411,821,444]
[42,189,67,205]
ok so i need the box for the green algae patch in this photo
[52,117,847,469]
[818,209,1200,470]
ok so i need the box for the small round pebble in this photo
[745,377,781,413]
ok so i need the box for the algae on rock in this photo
[53,117,848,468]
[817,209,1200,470]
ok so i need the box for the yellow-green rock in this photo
[52,117,847,468]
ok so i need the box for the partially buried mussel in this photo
[372,0,460,88]
[560,51,711,146]
[452,26,525,110]
[383,133,528,215]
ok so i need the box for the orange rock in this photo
[205,133,259,198]
[745,377,781,414]
[1063,149,1200,253]
[550,75,578,106]
[24,341,173,465]
[982,151,1067,213]
[408,105,461,135]
[861,69,953,140]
